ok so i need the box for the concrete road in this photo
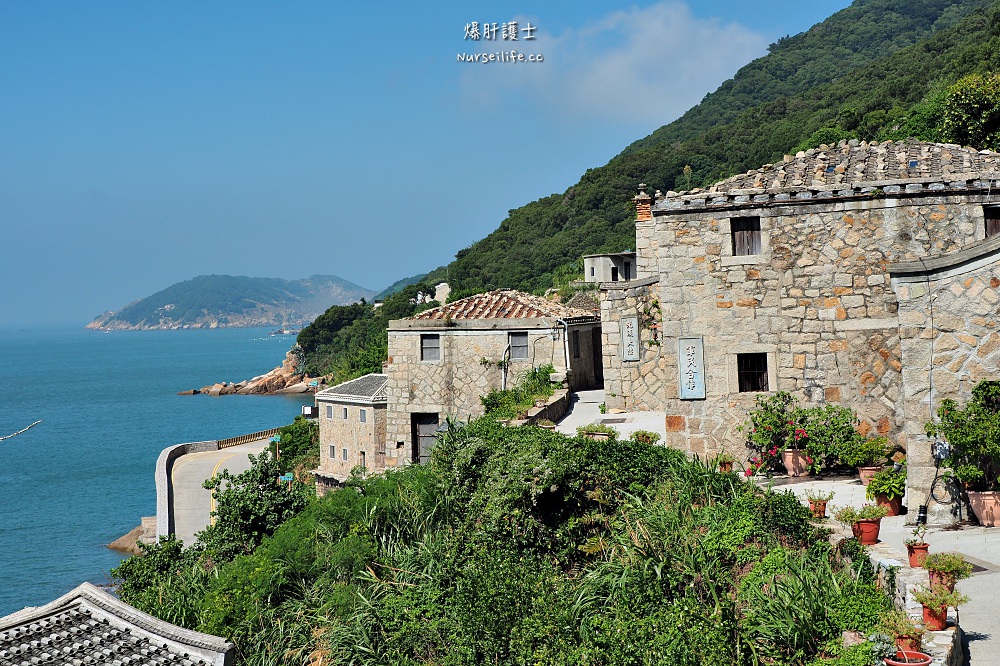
[556,389,667,441]
[170,439,269,547]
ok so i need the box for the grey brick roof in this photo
[655,140,1000,213]
[0,583,232,666]
[316,373,388,402]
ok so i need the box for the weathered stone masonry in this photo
[602,141,1000,522]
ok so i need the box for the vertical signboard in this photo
[678,337,706,400]
[620,316,639,362]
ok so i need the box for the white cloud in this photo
[458,2,768,127]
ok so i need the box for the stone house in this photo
[383,289,601,468]
[584,251,637,283]
[599,140,1000,522]
[313,373,387,495]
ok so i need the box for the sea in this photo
[0,324,312,616]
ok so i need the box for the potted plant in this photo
[884,651,933,666]
[865,467,905,516]
[840,436,889,485]
[535,418,556,431]
[716,451,735,473]
[912,586,969,631]
[804,488,834,519]
[834,504,889,545]
[577,423,618,441]
[878,609,925,653]
[927,380,1000,526]
[632,430,661,446]
[923,552,973,592]
[904,525,930,568]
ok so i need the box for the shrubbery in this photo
[113,417,891,665]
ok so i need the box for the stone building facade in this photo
[600,140,1000,522]
[584,251,637,283]
[383,290,600,468]
[313,373,387,495]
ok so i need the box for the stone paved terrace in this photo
[773,475,1000,665]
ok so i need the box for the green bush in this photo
[928,380,1000,490]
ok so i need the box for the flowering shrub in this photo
[741,392,878,474]
[928,380,1000,491]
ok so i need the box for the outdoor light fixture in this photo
[932,440,951,464]
[917,505,928,526]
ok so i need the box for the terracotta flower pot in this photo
[858,466,881,486]
[809,500,829,519]
[928,570,956,592]
[921,605,947,631]
[967,490,1000,527]
[894,636,922,653]
[906,543,929,568]
[782,449,809,477]
[885,650,932,666]
[875,493,904,516]
[851,518,881,545]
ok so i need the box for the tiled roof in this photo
[0,583,232,666]
[317,373,388,401]
[705,140,1000,193]
[564,291,600,313]
[412,289,597,321]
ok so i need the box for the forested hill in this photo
[429,0,1000,299]
[87,274,375,330]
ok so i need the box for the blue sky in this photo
[0,1,852,326]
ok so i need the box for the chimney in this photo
[634,183,652,222]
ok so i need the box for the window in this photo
[329,445,336,461]
[359,451,367,470]
[326,405,333,419]
[590,266,595,277]
[624,262,631,280]
[572,329,580,358]
[731,217,762,256]
[987,207,1000,238]
[611,266,619,281]
[509,332,528,360]
[360,408,367,423]
[342,407,348,419]
[421,334,440,361]
[342,447,349,461]
[737,353,769,392]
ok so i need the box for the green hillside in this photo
[298,0,1000,378]
[436,0,1000,298]
[88,274,375,330]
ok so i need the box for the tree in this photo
[940,72,1000,151]
[197,451,311,560]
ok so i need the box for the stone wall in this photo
[893,240,1000,522]
[383,319,570,468]
[606,190,998,461]
[315,401,386,493]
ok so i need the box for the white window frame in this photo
[342,447,348,461]
[342,407,348,419]
[326,405,333,419]
[360,408,367,423]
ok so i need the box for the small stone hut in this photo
[313,373,388,494]
[383,289,600,468]
[600,140,1000,522]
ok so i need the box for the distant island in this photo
[87,274,375,330]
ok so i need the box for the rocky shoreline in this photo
[178,350,326,396]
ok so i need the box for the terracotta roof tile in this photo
[412,290,596,321]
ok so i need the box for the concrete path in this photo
[556,389,667,441]
[169,439,269,547]
[774,475,999,664]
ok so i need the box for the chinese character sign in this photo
[620,317,639,362]
[678,337,706,400]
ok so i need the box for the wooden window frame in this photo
[420,334,441,361]
[731,216,762,256]
[509,332,529,360]
[736,352,769,392]
[986,206,1000,238]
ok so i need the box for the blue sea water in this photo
[0,325,311,616]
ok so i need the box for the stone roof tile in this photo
[316,373,388,401]
[657,141,1000,211]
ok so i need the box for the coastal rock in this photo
[191,349,324,396]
